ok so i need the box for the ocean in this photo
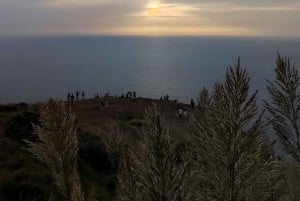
[0,36,299,104]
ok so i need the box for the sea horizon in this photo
[0,35,299,104]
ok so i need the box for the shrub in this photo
[7,112,39,142]
[78,131,116,172]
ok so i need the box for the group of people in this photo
[126,91,136,99]
[120,91,137,99]
[66,89,195,119]
[159,94,170,101]
[93,91,138,100]
[67,90,85,105]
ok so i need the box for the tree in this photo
[117,104,192,201]
[25,99,84,201]
[192,59,283,201]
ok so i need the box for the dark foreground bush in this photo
[2,181,45,201]
[0,103,28,113]
[7,112,40,142]
[78,131,117,173]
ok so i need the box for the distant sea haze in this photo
[0,36,299,104]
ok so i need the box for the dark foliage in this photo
[1,179,49,201]
[0,151,54,201]
[0,103,28,113]
[7,112,40,142]
[78,131,117,173]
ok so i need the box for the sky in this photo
[0,0,299,37]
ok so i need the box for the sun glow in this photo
[147,1,160,9]
[150,2,159,9]
[147,1,161,15]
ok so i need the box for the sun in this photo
[150,2,160,9]
[147,1,161,15]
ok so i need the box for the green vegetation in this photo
[0,54,299,201]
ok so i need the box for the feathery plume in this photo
[192,59,284,201]
[25,99,85,201]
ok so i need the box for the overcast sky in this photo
[0,0,299,36]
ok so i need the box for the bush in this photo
[2,180,46,201]
[0,105,18,113]
[78,131,117,173]
[7,112,40,142]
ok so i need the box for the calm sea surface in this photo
[0,36,299,104]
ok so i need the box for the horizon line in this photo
[1,33,300,40]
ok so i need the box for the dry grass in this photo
[117,104,193,201]
[266,53,300,200]
[192,59,285,201]
[25,99,85,201]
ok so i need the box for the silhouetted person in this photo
[81,91,85,100]
[190,98,195,109]
[133,91,136,98]
[164,94,169,101]
[71,94,75,105]
[76,91,79,101]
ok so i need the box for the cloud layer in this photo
[0,0,299,36]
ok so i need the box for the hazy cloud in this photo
[0,0,299,36]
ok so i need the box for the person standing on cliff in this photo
[190,98,195,109]
[133,91,136,99]
[71,94,75,106]
[76,91,79,101]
